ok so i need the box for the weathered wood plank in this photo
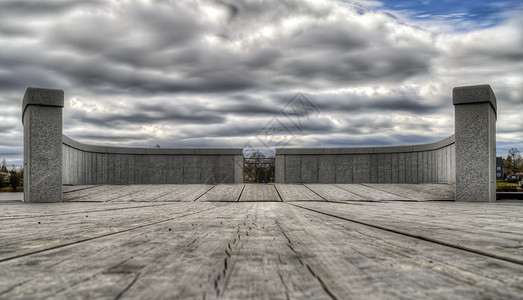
[0,203,256,299]
[62,185,97,193]
[335,184,410,201]
[111,185,183,202]
[196,184,244,201]
[153,185,214,202]
[1,202,521,299]
[65,185,145,202]
[278,202,523,299]
[239,184,281,202]
[0,202,172,219]
[363,184,453,201]
[275,184,325,201]
[305,184,367,201]
[294,201,523,263]
[0,202,229,261]
[62,185,117,201]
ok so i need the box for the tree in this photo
[9,171,21,191]
[0,172,5,188]
[0,158,7,174]
[505,148,523,174]
[244,151,275,183]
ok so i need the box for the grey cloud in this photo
[0,0,101,16]
[0,0,522,166]
[0,0,438,96]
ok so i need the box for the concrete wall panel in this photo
[319,155,336,183]
[353,154,370,183]
[285,155,301,183]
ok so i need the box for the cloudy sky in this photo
[1,0,522,165]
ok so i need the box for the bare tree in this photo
[505,148,523,174]
[244,151,274,183]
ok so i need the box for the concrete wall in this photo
[275,135,456,184]
[62,135,243,185]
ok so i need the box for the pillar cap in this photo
[22,87,64,123]
[452,84,497,116]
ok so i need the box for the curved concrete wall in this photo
[275,135,456,184]
[62,135,243,185]
[23,84,497,202]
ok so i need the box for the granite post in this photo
[453,84,497,202]
[22,87,64,202]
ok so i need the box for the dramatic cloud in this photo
[1,0,522,165]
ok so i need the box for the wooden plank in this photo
[63,185,117,201]
[196,184,244,201]
[294,201,523,263]
[395,183,455,200]
[153,185,214,202]
[275,184,324,201]
[112,185,184,202]
[64,185,145,202]
[0,202,172,219]
[0,202,228,261]
[335,184,411,201]
[62,185,97,193]
[239,184,281,202]
[305,184,367,201]
[0,202,243,299]
[362,184,452,201]
[1,202,521,299]
[278,203,523,299]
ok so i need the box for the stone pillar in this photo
[22,87,64,202]
[453,84,497,202]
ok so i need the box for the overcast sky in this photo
[1,0,522,165]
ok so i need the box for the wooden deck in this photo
[1,184,522,299]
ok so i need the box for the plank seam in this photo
[0,202,185,221]
[273,184,284,202]
[289,203,523,266]
[302,184,327,201]
[0,204,231,263]
[194,185,216,202]
[236,184,246,202]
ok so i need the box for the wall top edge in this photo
[275,134,455,155]
[22,87,64,123]
[62,135,243,155]
[452,84,497,116]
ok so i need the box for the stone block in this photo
[370,154,379,183]
[285,155,301,183]
[377,154,385,183]
[23,88,64,202]
[411,152,418,183]
[391,153,399,183]
[201,155,218,184]
[335,155,353,183]
[275,155,285,183]
[234,155,244,184]
[183,155,201,184]
[353,154,370,183]
[454,85,496,202]
[398,153,406,183]
[166,156,184,183]
[107,154,116,184]
[318,155,336,183]
[149,155,167,184]
[405,152,412,183]
[301,155,318,183]
[215,155,234,184]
